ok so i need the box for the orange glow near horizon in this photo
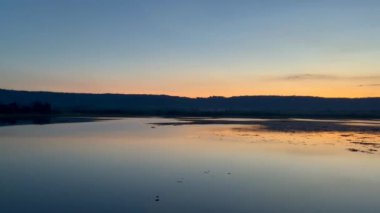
[3,70,379,98]
[6,82,379,98]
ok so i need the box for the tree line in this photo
[0,102,52,114]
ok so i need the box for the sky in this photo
[0,0,379,97]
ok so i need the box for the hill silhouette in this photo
[0,89,379,118]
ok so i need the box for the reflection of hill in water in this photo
[155,118,380,154]
[154,118,380,133]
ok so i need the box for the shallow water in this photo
[1,118,380,213]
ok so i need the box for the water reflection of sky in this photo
[0,118,380,213]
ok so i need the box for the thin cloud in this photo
[275,74,380,81]
[355,76,380,80]
[281,74,339,81]
[358,84,380,87]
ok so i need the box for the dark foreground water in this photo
[0,118,380,213]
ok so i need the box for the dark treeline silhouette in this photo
[0,89,379,118]
[0,101,52,114]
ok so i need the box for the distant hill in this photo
[0,89,379,118]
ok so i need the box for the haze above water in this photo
[1,118,380,213]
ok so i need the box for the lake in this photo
[1,117,380,213]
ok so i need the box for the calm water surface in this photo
[1,118,380,213]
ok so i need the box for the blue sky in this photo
[1,0,379,97]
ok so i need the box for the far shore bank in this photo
[0,113,380,128]
[1,111,380,119]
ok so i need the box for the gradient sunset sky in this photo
[1,0,379,97]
